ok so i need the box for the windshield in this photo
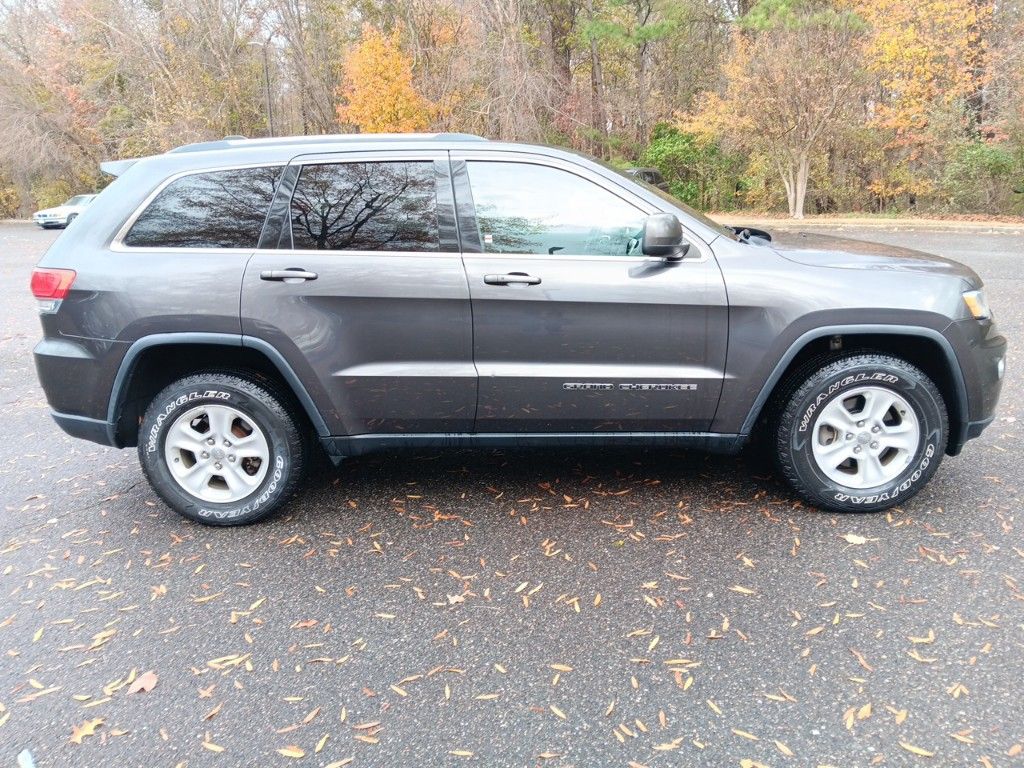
[609,168,737,241]
[63,195,93,206]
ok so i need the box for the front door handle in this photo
[260,268,318,282]
[483,272,542,286]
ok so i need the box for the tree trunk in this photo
[964,0,988,132]
[634,2,654,145]
[778,158,796,217]
[587,1,608,158]
[793,152,810,219]
[635,41,649,145]
[548,0,574,95]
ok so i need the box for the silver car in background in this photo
[33,194,97,228]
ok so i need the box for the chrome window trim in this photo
[288,150,447,165]
[110,161,287,253]
[450,150,712,263]
[250,248,464,259]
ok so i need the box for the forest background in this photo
[1,0,1022,219]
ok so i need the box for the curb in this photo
[708,215,1024,233]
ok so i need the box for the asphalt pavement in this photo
[1,221,1021,767]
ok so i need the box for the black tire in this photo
[64,213,78,227]
[773,353,947,513]
[138,373,307,525]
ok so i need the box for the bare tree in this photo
[272,0,349,134]
[713,6,866,217]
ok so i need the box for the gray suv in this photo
[31,133,1006,525]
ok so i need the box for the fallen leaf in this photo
[128,671,158,694]
[277,745,305,758]
[775,739,794,756]
[900,741,936,757]
[70,718,103,744]
[947,682,968,699]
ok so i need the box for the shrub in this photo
[940,141,1020,213]
[31,178,75,211]
[641,123,745,210]
[0,170,19,218]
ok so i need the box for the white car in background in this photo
[33,194,97,229]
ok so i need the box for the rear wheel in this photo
[774,353,947,512]
[138,373,306,525]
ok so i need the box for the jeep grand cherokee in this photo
[30,133,1006,525]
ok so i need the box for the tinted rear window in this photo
[124,167,281,248]
[289,161,439,251]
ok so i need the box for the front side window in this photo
[466,161,646,257]
[289,161,439,251]
[124,166,281,249]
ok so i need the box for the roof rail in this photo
[167,132,487,154]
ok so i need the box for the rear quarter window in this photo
[123,166,281,249]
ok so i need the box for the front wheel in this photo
[774,353,948,512]
[138,373,307,525]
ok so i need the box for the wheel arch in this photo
[107,333,329,447]
[742,325,969,456]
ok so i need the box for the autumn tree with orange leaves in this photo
[854,0,992,206]
[336,26,434,133]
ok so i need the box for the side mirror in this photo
[641,213,690,261]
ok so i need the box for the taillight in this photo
[31,268,76,313]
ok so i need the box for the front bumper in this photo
[946,317,1006,455]
[34,216,65,227]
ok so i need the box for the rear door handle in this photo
[483,273,541,286]
[260,268,318,282]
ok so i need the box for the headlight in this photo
[962,289,991,320]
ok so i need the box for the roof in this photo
[100,133,489,177]
[167,132,487,155]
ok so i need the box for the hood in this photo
[35,206,73,216]
[766,230,981,286]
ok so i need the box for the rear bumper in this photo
[35,336,127,445]
[51,411,118,447]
